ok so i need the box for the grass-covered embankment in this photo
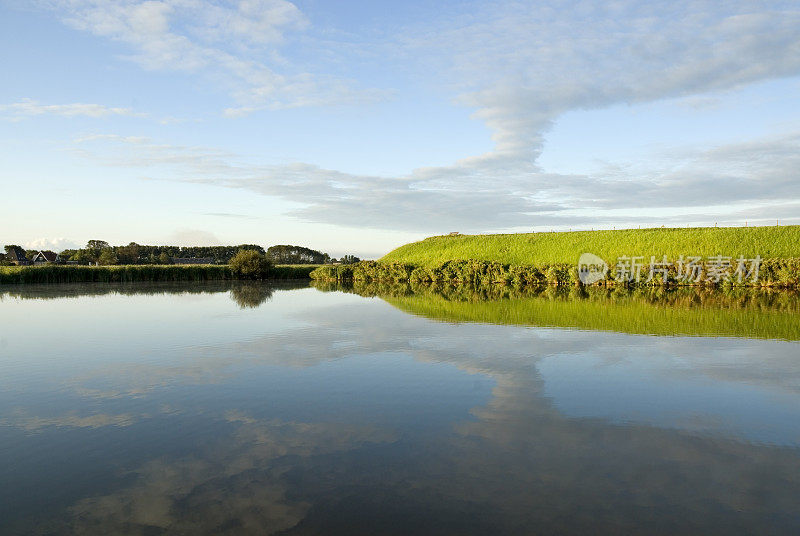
[311,226,800,288]
[381,226,800,267]
[0,264,316,285]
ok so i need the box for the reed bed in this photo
[0,264,316,284]
[310,258,800,288]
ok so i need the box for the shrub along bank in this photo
[310,258,800,288]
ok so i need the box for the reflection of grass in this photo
[330,282,800,341]
[381,226,800,267]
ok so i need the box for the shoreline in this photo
[310,259,800,289]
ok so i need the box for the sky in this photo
[1,0,800,258]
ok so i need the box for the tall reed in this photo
[0,264,317,285]
[310,259,800,288]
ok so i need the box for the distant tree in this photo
[266,245,329,264]
[158,252,172,264]
[98,249,118,265]
[70,249,92,263]
[341,255,361,264]
[80,240,111,263]
[230,250,272,279]
[116,242,142,264]
[86,240,110,250]
[178,244,263,264]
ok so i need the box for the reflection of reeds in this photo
[0,280,310,302]
[0,264,317,285]
[316,280,800,341]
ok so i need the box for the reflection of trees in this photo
[0,280,309,302]
[229,284,275,308]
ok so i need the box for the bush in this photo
[229,250,272,280]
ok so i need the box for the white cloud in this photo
[24,237,81,251]
[0,98,143,119]
[402,1,800,161]
[71,129,800,232]
[47,1,800,232]
[47,0,384,112]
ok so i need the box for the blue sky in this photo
[2,0,800,258]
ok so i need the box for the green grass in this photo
[367,283,800,341]
[380,226,800,267]
[0,264,317,284]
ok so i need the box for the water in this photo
[1,282,799,535]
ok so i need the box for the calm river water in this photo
[1,282,799,535]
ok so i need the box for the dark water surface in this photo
[1,282,799,535]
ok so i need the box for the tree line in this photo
[3,241,361,266]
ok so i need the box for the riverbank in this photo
[0,264,316,284]
[310,258,800,288]
[312,226,800,288]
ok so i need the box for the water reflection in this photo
[320,280,800,340]
[229,283,276,308]
[1,282,799,534]
[0,280,307,305]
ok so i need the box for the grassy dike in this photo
[311,226,800,288]
[380,226,800,267]
[0,264,316,284]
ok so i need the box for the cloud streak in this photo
[44,1,800,232]
[0,98,143,119]
[48,0,387,112]
[73,127,800,232]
